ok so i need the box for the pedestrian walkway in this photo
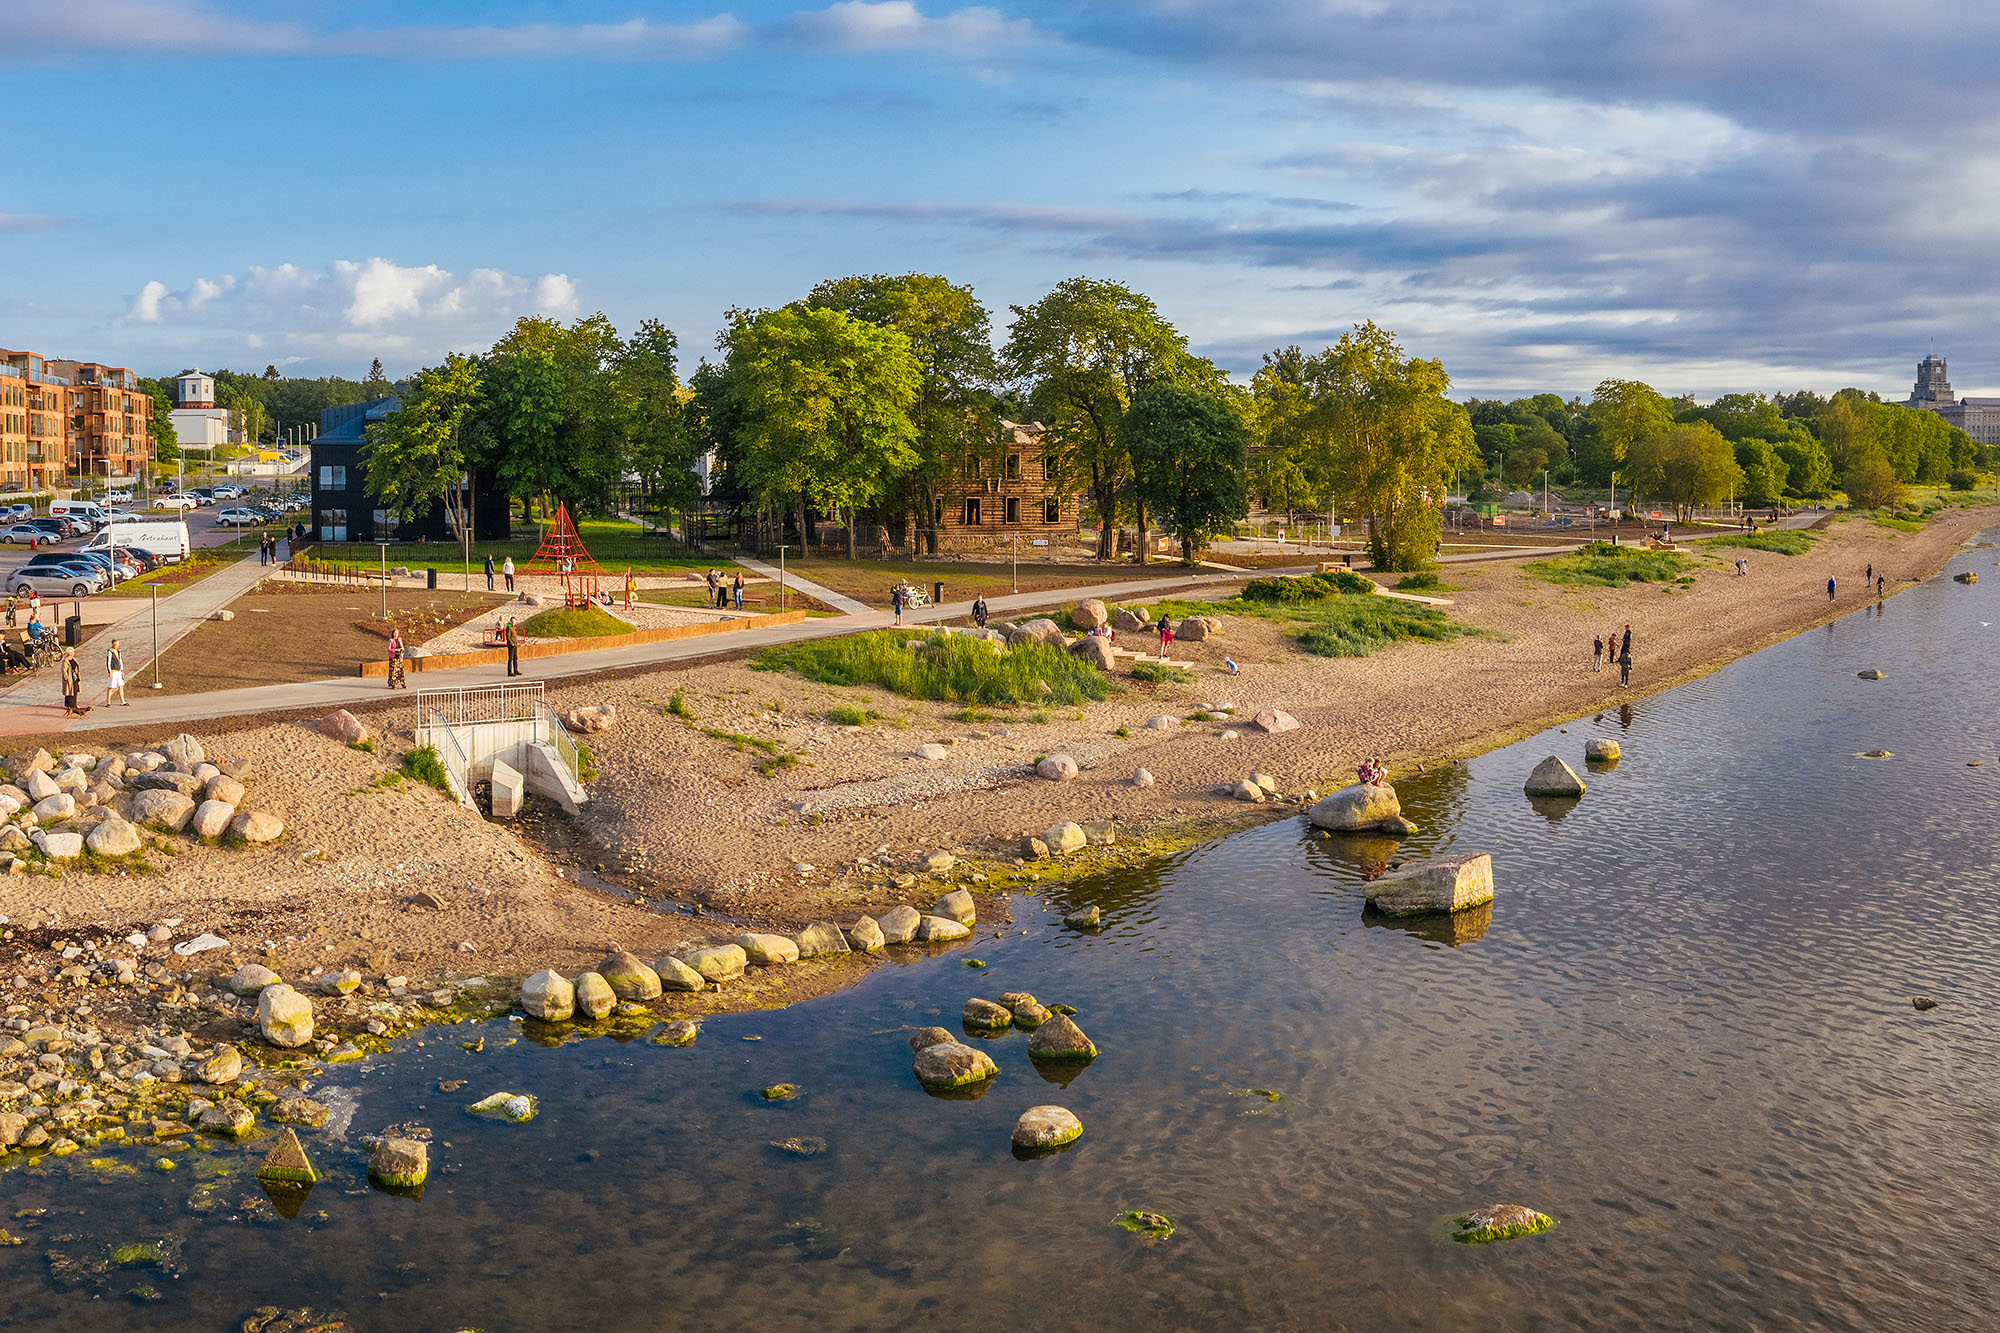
[0,549,269,732]
[732,557,873,616]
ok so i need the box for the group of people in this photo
[1356,757,1388,786]
[44,639,130,714]
[256,532,289,565]
[481,554,518,592]
[705,569,744,610]
[1592,623,1635,686]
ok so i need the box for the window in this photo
[1006,453,1021,480]
[1005,497,1020,524]
[373,509,394,530]
[962,497,981,525]
[318,509,347,543]
[318,465,346,489]
[1045,498,1061,524]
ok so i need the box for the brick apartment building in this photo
[931,419,1079,545]
[0,349,75,490]
[49,360,152,479]
[0,349,154,488]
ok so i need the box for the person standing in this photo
[504,617,521,677]
[60,647,81,715]
[103,639,127,707]
[891,584,905,626]
[705,568,718,608]
[386,629,406,689]
[27,587,39,624]
[1620,623,1632,663]
[4,593,15,628]
[1877,574,1886,598]
[1157,614,1174,659]
[1592,634,1603,671]
[1827,576,1836,601]
[502,556,515,592]
[484,553,496,591]
[1618,638,1632,687]
[972,595,988,629]
[732,572,743,610]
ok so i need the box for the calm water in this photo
[8,536,2000,1331]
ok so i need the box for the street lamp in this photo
[377,542,389,620]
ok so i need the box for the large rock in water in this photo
[912,1040,999,1090]
[916,915,972,942]
[1071,598,1109,631]
[1583,738,1620,763]
[521,969,575,1020]
[597,951,662,1000]
[963,997,1013,1030]
[573,972,615,1018]
[257,983,315,1047]
[1070,636,1117,671]
[794,921,850,958]
[1524,755,1586,797]
[1027,1012,1096,1061]
[256,1127,319,1185]
[1013,1105,1083,1152]
[1365,853,1494,917]
[1308,782,1400,831]
[1452,1203,1555,1244]
[935,889,976,924]
[370,1137,428,1189]
[877,905,922,945]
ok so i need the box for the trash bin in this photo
[427,567,438,590]
[932,581,944,605]
[63,615,82,647]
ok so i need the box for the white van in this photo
[50,500,109,528]
[85,519,190,564]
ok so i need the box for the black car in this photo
[27,518,70,539]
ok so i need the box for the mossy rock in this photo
[1114,1209,1175,1241]
[760,1083,801,1102]
[1451,1203,1554,1244]
[255,1128,319,1186]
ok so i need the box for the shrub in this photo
[1240,569,1374,605]
[401,745,453,794]
[1294,597,1485,658]
[824,704,879,726]
[1525,543,1692,587]
[1948,467,1981,491]
[755,631,1114,707]
[666,688,694,720]
[1394,571,1444,591]
[348,739,375,754]
[1129,661,1194,684]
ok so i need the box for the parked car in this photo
[192,489,216,505]
[19,550,129,584]
[214,507,267,527]
[212,484,242,500]
[156,493,199,510]
[104,489,133,503]
[1,524,49,546]
[8,564,106,597]
[27,518,72,540]
[3,504,30,521]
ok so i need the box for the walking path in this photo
[731,556,873,616]
[0,550,271,733]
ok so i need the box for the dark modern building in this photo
[311,398,509,543]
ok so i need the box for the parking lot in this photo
[0,483,307,600]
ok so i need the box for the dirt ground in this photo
[3,508,1990,1036]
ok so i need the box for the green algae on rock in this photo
[649,1020,700,1046]
[1114,1210,1175,1241]
[1026,1012,1096,1062]
[760,1083,802,1102]
[912,1040,999,1090]
[1451,1203,1555,1244]
[255,1128,319,1186]
[369,1137,429,1190]
[466,1092,538,1123]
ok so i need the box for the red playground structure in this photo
[525,502,603,608]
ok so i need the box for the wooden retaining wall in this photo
[357,609,809,677]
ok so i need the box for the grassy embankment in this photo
[1702,531,1817,556]
[1142,571,1491,659]
[519,604,631,638]
[1524,542,1697,588]
[755,631,1115,707]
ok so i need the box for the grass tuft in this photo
[666,688,694,721]
[1525,542,1693,587]
[1129,661,1194,684]
[400,745,452,793]
[755,630,1115,707]
[1294,597,1487,657]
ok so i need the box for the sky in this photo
[2,0,1996,399]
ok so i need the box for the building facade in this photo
[311,398,508,544]
[167,367,230,454]
[0,350,75,490]
[931,420,1079,544]
[49,361,152,479]
[1904,354,2000,447]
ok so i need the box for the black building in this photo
[311,398,509,543]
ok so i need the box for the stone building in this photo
[1904,354,2000,447]
[930,420,1079,546]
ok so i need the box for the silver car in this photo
[9,563,107,597]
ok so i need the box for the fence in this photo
[413,706,478,811]
[411,680,545,730]
[284,550,390,589]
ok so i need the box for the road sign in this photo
[1031,539,1048,547]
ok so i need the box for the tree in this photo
[614,319,701,525]
[482,314,625,519]
[1003,277,1219,562]
[1589,379,1674,481]
[806,274,998,554]
[1624,421,1742,519]
[1124,382,1250,564]
[1506,445,1549,489]
[1247,347,1331,521]
[1774,436,1833,498]
[365,358,389,392]
[1734,437,1789,507]
[1844,449,1902,510]
[1295,322,1478,571]
[727,305,922,559]
[362,353,485,559]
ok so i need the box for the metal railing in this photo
[412,705,478,810]
[536,698,583,788]
[411,680,544,731]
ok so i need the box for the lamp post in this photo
[377,542,389,620]
[149,585,161,689]
[777,544,787,612]
[1011,532,1018,594]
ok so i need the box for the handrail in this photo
[412,680,543,731]
[536,700,582,788]
[414,706,477,810]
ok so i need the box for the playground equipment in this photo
[526,502,602,608]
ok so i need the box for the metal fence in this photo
[413,707,478,811]
[411,681,545,730]
[535,697,583,788]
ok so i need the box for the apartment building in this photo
[49,359,152,479]
[0,349,75,491]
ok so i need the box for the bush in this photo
[1294,597,1483,658]
[755,630,1115,707]
[1526,543,1693,587]
[1394,571,1443,591]
[1948,468,1982,491]
[401,745,453,794]
[1706,531,1815,556]
[1240,569,1375,605]
[1129,661,1194,684]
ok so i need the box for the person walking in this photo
[1827,576,1836,601]
[103,639,127,707]
[1877,574,1886,598]
[484,553,496,591]
[624,567,636,611]
[732,572,743,610]
[60,647,81,716]
[891,583,905,626]
[504,617,521,677]
[1157,613,1175,659]
[1865,563,1872,587]
[502,556,515,592]
[1618,639,1632,688]
[972,595,988,629]
[4,593,16,628]
[386,629,406,689]
[1592,634,1603,671]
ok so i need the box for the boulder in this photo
[159,733,205,768]
[37,831,83,860]
[1365,852,1494,917]
[1071,635,1117,671]
[1013,1105,1083,1152]
[963,997,1013,1030]
[85,816,142,857]
[1524,756,1586,797]
[916,743,950,762]
[256,1128,319,1186]
[597,952,662,1001]
[31,793,74,821]
[319,710,369,745]
[369,1138,428,1189]
[847,916,886,953]
[1231,779,1265,803]
[877,905,923,945]
[566,704,617,734]
[52,766,87,792]
[1113,606,1151,633]
[1250,773,1278,795]
[912,1040,999,1090]
[23,769,58,802]
[2,747,54,783]
[229,963,282,996]
[1036,754,1079,782]
[1857,668,1885,680]
[319,969,363,996]
[654,954,706,992]
[1020,836,1050,860]
[735,932,800,965]
[935,888,977,924]
[197,1045,243,1084]
[1042,821,1086,855]
[1027,1012,1097,1061]
[1017,618,1066,646]
[230,809,284,843]
[1177,615,1222,641]
[129,789,195,832]
[921,850,956,873]
[257,984,315,1048]
[187,800,235,839]
[794,921,850,959]
[652,1020,699,1046]
[916,914,973,942]
[204,775,247,806]
[131,770,203,797]
[97,755,127,783]
[192,762,220,783]
[521,969,575,1020]
[908,1026,956,1052]
[1063,905,1101,929]
[1071,598,1109,631]
[573,971,616,1019]
[1308,782,1400,831]
[198,1099,256,1139]
[1583,738,1621,763]
[127,750,165,772]
[0,827,23,852]
[1452,1203,1555,1244]
[1377,814,1418,837]
[1251,708,1300,734]
[1133,767,1155,788]
[682,943,748,982]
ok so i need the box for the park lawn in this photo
[311,518,716,577]
[149,589,494,694]
[124,544,250,591]
[520,604,630,638]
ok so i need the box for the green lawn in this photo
[1524,543,1694,587]
[1702,531,1816,556]
[754,630,1116,706]
[1141,588,1491,659]
[312,518,717,576]
[520,604,631,638]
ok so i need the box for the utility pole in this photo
[377,542,388,620]
[149,585,161,689]
[778,544,787,611]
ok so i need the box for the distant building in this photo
[310,398,508,544]
[48,360,153,479]
[1904,354,2000,447]
[0,349,73,490]
[931,420,1079,544]
[0,349,154,485]
[167,368,230,455]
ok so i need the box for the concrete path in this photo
[59,567,1245,734]
[732,556,873,616]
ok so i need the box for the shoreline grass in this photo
[755,630,1115,706]
[1703,531,1816,556]
[1524,542,1693,587]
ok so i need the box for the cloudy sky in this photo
[0,0,1990,397]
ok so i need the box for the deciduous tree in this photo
[1124,382,1249,564]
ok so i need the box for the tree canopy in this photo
[1124,381,1250,564]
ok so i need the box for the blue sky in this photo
[3,0,1995,398]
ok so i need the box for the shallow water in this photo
[8,536,2000,1330]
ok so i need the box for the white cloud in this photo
[119,258,581,367]
[785,1,1037,51]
